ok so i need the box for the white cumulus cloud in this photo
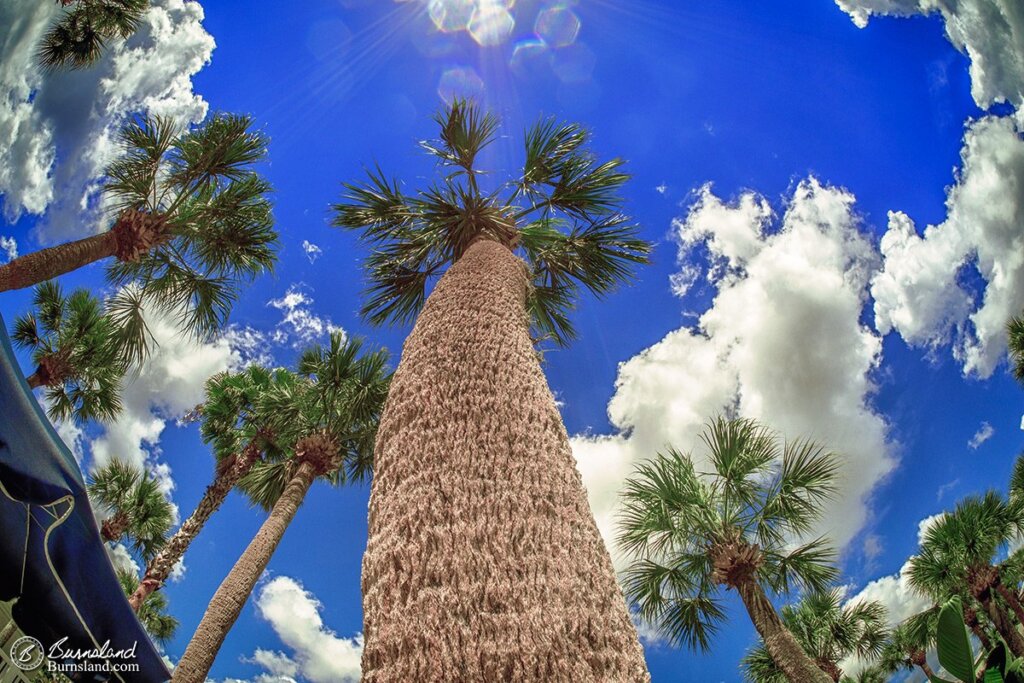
[870,115,1024,378]
[0,0,214,239]
[248,576,362,683]
[574,178,894,567]
[835,0,1024,112]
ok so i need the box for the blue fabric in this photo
[0,315,171,683]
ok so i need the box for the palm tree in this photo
[742,590,889,682]
[88,459,174,560]
[10,281,125,423]
[908,492,1024,657]
[171,333,390,683]
[38,0,149,71]
[115,568,177,645]
[1007,313,1024,382]
[333,101,651,680]
[874,611,938,680]
[618,417,840,683]
[127,366,277,611]
[0,113,277,364]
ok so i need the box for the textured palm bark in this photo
[995,581,1024,628]
[101,511,129,543]
[910,651,935,679]
[128,445,260,612]
[735,578,832,683]
[0,231,116,293]
[360,240,648,682]
[981,595,1024,657]
[964,604,993,652]
[171,460,317,683]
[26,372,43,389]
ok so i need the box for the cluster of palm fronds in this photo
[619,416,1024,682]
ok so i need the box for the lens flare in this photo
[468,5,515,46]
[429,0,475,32]
[426,0,516,46]
[438,65,485,103]
[534,5,580,47]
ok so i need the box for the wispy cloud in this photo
[968,421,995,449]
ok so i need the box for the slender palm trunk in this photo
[734,578,832,683]
[171,460,316,683]
[995,580,1024,627]
[981,594,1024,657]
[0,232,117,293]
[101,511,129,543]
[964,604,993,652]
[360,240,648,682]
[910,650,935,679]
[128,445,260,611]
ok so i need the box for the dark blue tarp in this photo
[0,315,171,682]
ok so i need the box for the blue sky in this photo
[1,0,1023,681]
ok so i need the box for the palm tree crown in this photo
[39,0,150,70]
[0,113,278,366]
[88,459,174,560]
[331,100,650,346]
[11,281,125,423]
[618,417,841,652]
[103,113,278,363]
[742,590,889,682]
[238,333,391,508]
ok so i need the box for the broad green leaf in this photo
[936,597,976,682]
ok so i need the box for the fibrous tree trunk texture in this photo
[171,459,317,683]
[735,578,832,683]
[910,651,935,680]
[995,581,1024,628]
[360,239,649,682]
[0,231,117,293]
[128,444,260,611]
[101,510,129,543]
[0,209,167,292]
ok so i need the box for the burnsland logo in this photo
[8,636,140,674]
[9,635,44,671]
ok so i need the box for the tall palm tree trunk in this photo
[734,578,832,683]
[360,239,648,682]
[964,604,994,652]
[910,650,935,679]
[171,459,316,683]
[995,581,1024,627]
[980,594,1024,657]
[128,445,260,611]
[0,232,116,292]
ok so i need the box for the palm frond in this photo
[1008,313,1024,383]
[421,99,499,176]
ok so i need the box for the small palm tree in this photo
[618,417,841,683]
[335,100,651,680]
[172,333,390,683]
[10,281,124,423]
[908,492,1024,657]
[742,590,888,682]
[88,459,174,560]
[1007,313,1024,382]
[115,568,177,645]
[0,113,277,365]
[874,611,938,680]
[128,366,278,611]
[38,0,149,70]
